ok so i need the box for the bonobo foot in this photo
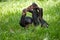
[41,23,48,28]
[41,19,49,28]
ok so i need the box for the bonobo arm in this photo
[37,8,43,19]
[22,3,39,16]
[22,5,35,16]
[21,9,27,26]
[21,6,33,25]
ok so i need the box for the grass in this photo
[0,0,60,40]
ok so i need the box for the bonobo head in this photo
[31,3,38,9]
[32,3,37,6]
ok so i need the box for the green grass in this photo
[0,0,60,40]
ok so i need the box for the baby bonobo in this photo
[19,3,48,28]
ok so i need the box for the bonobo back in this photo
[25,17,33,24]
[19,16,33,27]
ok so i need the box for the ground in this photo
[0,0,60,40]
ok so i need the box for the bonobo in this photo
[19,3,48,27]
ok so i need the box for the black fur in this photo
[32,9,48,27]
[19,16,33,27]
[32,9,39,26]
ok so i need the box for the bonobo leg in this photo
[19,15,26,27]
[39,19,48,28]
[32,15,39,26]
